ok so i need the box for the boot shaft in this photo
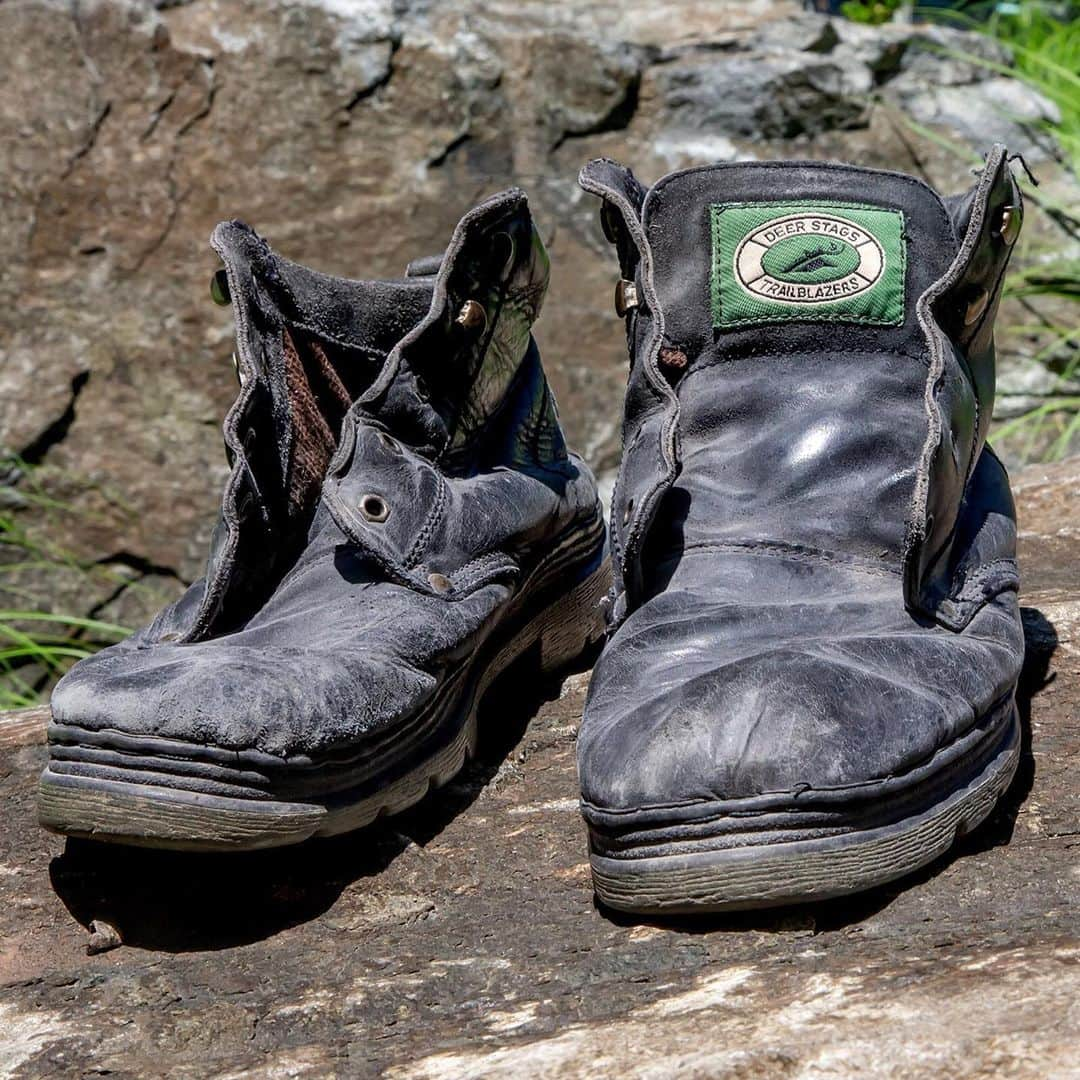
[160,191,564,643]
[581,147,1023,629]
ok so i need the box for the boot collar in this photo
[582,148,1023,631]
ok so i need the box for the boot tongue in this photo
[642,162,962,567]
[208,222,436,545]
[348,189,551,468]
[211,220,434,385]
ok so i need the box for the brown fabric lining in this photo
[282,328,360,518]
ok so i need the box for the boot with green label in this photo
[578,147,1027,913]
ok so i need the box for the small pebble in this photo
[86,919,123,956]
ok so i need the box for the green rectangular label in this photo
[710,201,906,329]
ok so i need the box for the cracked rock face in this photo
[0,0,1064,628]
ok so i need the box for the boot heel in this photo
[534,556,612,676]
[475,548,611,709]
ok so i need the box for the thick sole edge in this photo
[38,557,611,853]
[588,706,1021,915]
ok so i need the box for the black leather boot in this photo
[577,148,1026,913]
[40,191,608,851]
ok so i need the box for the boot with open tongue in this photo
[577,148,1026,913]
[40,190,609,851]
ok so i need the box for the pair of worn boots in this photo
[39,148,1026,914]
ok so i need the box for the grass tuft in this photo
[927,3,1080,461]
[0,462,133,710]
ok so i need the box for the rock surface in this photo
[0,0,1074,632]
[0,456,1078,1078]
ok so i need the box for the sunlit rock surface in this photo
[0,455,1077,1077]
[0,0,1070,623]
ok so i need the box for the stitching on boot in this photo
[405,472,448,569]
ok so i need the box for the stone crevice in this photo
[427,129,471,169]
[142,88,178,141]
[175,62,217,139]
[60,101,112,181]
[16,372,90,469]
[93,551,188,585]
[344,37,400,113]
[131,61,216,275]
[84,553,188,624]
[552,70,643,151]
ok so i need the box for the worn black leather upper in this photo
[50,192,603,766]
[577,150,1025,826]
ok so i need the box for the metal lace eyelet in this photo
[995,205,1021,247]
[455,299,487,333]
[428,572,453,594]
[622,497,634,526]
[615,279,639,317]
[360,494,390,523]
[377,431,399,452]
[237,491,255,522]
[159,631,182,643]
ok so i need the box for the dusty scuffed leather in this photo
[577,151,1025,822]
[50,192,603,762]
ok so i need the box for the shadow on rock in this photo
[599,606,1057,936]
[48,640,597,954]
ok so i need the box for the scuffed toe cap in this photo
[50,637,435,760]
[578,559,1023,817]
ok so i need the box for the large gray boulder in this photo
[0,0,1065,625]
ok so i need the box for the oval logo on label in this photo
[734,212,885,306]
